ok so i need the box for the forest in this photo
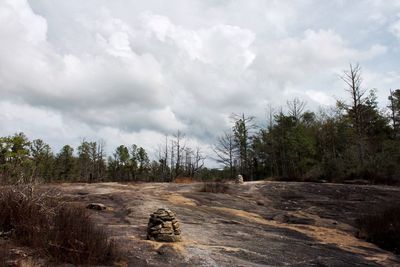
[0,64,399,185]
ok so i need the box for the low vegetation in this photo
[356,205,400,254]
[0,186,117,265]
[200,181,230,193]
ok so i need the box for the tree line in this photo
[1,64,399,185]
[214,64,400,184]
[0,131,206,184]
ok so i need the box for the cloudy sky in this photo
[1,0,400,163]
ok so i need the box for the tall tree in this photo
[287,98,306,122]
[340,63,368,166]
[55,145,76,181]
[94,140,107,181]
[213,132,237,178]
[231,113,256,180]
[137,146,150,177]
[30,139,54,182]
[0,133,32,183]
[129,144,138,180]
[110,145,130,180]
[77,140,93,182]
[172,130,185,179]
[388,89,400,139]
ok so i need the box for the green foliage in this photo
[55,145,76,182]
[215,68,399,184]
[0,133,33,183]
[0,133,172,183]
[31,139,54,182]
[107,144,150,181]
[231,113,255,179]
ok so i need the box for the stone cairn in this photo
[235,174,244,184]
[147,208,181,242]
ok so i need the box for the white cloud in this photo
[0,0,399,165]
[305,90,335,106]
[141,13,255,69]
[0,0,47,44]
[389,15,400,40]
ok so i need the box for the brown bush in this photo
[48,205,116,264]
[174,176,198,184]
[200,181,229,193]
[0,186,117,265]
[355,205,400,254]
[0,186,57,248]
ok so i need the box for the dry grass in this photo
[0,185,118,265]
[174,176,199,183]
[356,205,400,254]
[200,181,230,193]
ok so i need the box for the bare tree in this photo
[213,132,237,178]
[169,139,174,181]
[95,139,106,181]
[156,135,169,181]
[266,104,276,131]
[172,130,186,178]
[388,89,400,139]
[287,98,306,121]
[185,147,205,177]
[341,63,367,165]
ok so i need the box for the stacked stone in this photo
[147,208,181,242]
[236,174,244,184]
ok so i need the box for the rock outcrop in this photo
[147,208,181,242]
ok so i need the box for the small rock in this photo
[86,203,106,210]
[256,200,265,206]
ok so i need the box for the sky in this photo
[1,0,400,165]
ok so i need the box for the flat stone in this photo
[163,221,173,228]
[174,229,181,235]
[160,227,174,234]
[158,215,174,220]
[150,224,162,231]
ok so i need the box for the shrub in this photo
[355,205,400,254]
[200,181,229,193]
[0,186,57,248]
[174,176,198,183]
[48,205,116,264]
[0,186,117,265]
